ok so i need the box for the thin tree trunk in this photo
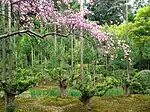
[123,85,129,96]
[125,0,130,96]
[7,1,16,111]
[93,61,96,87]
[8,0,13,83]
[31,46,34,67]
[126,60,130,96]
[106,54,108,74]
[13,35,17,69]
[80,0,84,84]
[2,0,6,82]
[54,24,57,56]
[1,0,7,109]
[71,35,74,69]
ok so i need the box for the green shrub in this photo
[130,70,150,94]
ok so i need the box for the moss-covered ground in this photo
[0,94,150,112]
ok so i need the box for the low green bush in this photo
[130,70,150,94]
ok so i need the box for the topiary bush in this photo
[130,70,150,94]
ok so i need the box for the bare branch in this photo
[28,30,70,38]
[0,29,70,39]
[0,30,28,39]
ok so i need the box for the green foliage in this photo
[132,5,150,45]
[74,72,119,102]
[112,69,126,83]
[130,70,150,94]
[0,68,39,95]
[95,65,113,76]
[87,0,127,25]
[96,76,119,96]
[68,0,80,11]
[75,73,96,98]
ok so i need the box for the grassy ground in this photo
[0,95,150,112]
[18,87,123,97]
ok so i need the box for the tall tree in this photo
[132,5,150,70]
[87,0,129,25]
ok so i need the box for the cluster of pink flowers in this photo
[98,33,116,60]
[118,40,132,65]
[11,0,105,40]
[98,33,131,64]
[62,0,94,4]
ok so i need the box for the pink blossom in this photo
[11,0,106,41]
[64,9,72,13]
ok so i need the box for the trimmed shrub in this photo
[130,70,150,94]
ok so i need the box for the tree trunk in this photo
[124,86,128,96]
[1,0,7,109]
[59,80,67,97]
[84,99,91,111]
[31,46,34,67]
[8,0,13,83]
[122,84,129,96]
[71,35,74,69]
[2,0,6,83]
[80,0,84,84]
[5,93,16,112]
[80,95,91,111]
[26,53,31,66]
[54,24,57,56]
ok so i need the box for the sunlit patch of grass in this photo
[29,88,81,97]
[67,88,81,97]
[105,88,124,96]
[29,88,60,97]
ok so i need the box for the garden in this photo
[0,0,150,112]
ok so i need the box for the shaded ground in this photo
[0,95,150,112]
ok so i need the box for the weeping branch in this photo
[0,29,70,39]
